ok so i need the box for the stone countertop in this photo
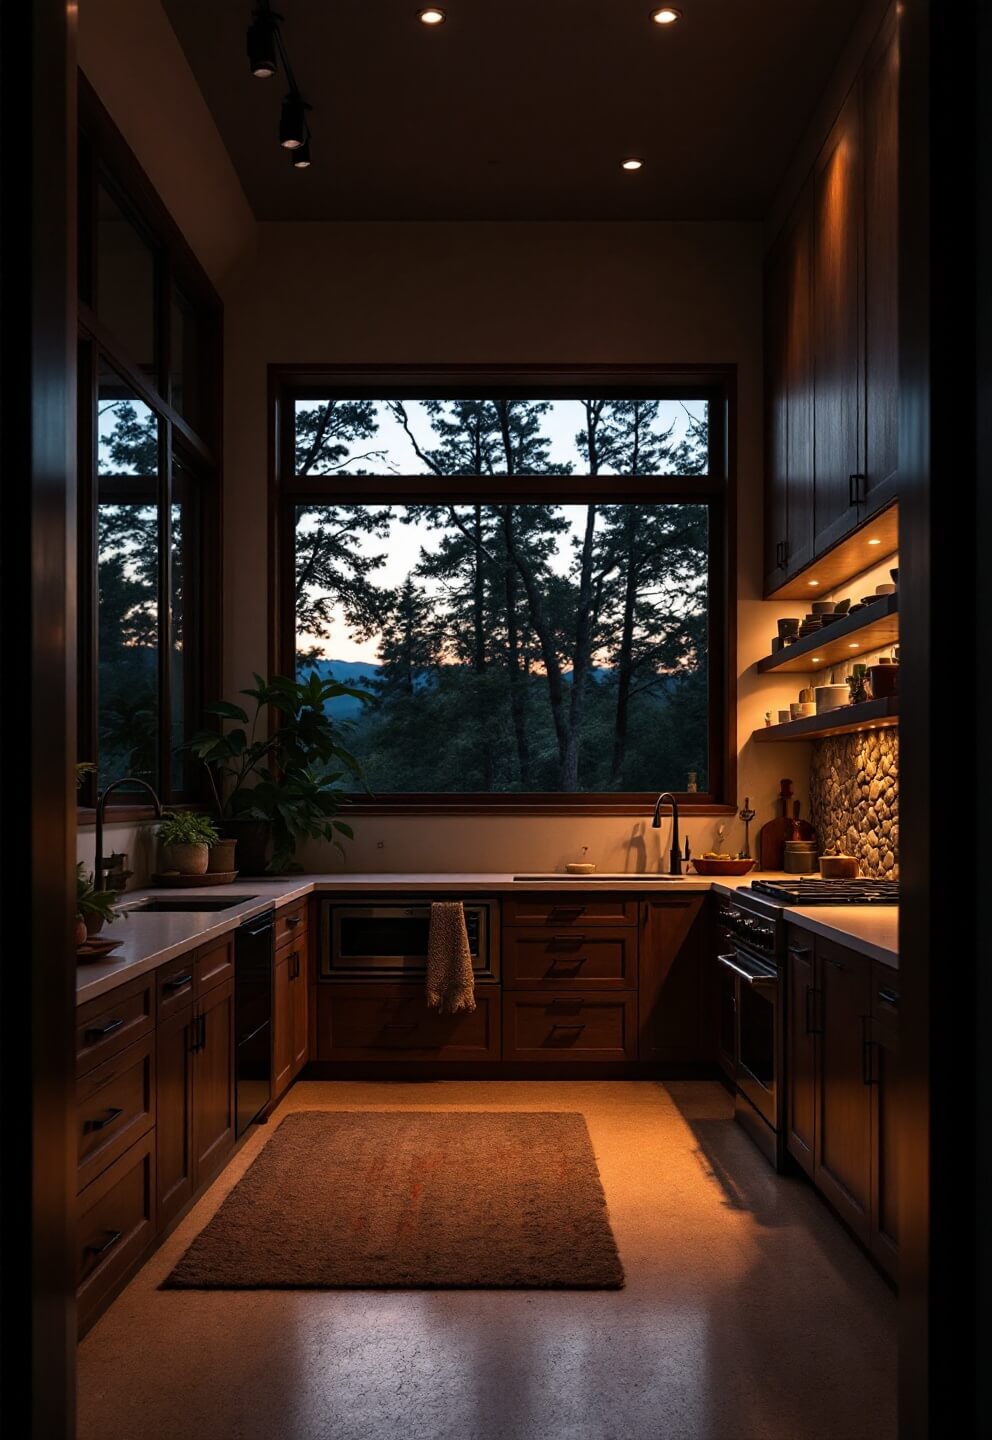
[781,906,899,968]
[76,869,787,1006]
[76,879,313,1007]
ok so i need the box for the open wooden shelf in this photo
[757,593,898,674]
[764,501,898,601]
[752,696,899,743]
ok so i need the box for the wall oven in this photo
[318,898,499,981]
[716,894,785,1169]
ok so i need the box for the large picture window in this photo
[275,374,734,812]
[77,81,221,809]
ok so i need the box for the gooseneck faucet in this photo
[94,777,164,890]
[652,792,682,875]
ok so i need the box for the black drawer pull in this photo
[288,950,301,979]
[550,955,587,968]
[85,1106,124,1133]
[877,987,899,1008]
[788,945,811,958]
[86,1228,122,1259]
[284,914,302,927]
[163,972,193,991]
[84,1017,124,1043]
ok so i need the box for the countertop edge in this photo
[782,906,899,967]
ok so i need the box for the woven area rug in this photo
[163,1110,624,1290]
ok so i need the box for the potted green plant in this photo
[76,862,125,942]
[184,671,370,874]
[158,811,220,876]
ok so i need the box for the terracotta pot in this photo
[207,837,238,874]
[217,818,271,875]
[75,917,88,947]
[161,841,210,876]
[819,854,860,878]
[84,911,104,938]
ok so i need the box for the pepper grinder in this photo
[738,798,756,859]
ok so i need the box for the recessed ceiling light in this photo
[622,158,644,171]
[650,6,682,23]
[867,537,882,546]
[418,7,446,23]
[812,657,822,663]
[849,643,859,649]
[808,580,820,587]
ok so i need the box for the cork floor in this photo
[77,1081,897,1440]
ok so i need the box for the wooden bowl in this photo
[691,858,756,876]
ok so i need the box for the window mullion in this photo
[158,418,173,801]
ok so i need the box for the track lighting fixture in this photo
[246,3,313,169]
[246,5,278,77]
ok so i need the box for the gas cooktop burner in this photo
[750,878,899,906]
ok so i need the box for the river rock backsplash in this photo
[809,729,899,879]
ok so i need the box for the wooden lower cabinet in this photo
[502,926,635,989]
[869,964,900,1282]
[815,936,872,1243]
[784,926,899,1279]
[156,1001,195,1232]
[639,897,706,1063]
[76,1033,155,1193]
[192,975,235,1188]
[317,984,500,1062]
[76,1130,155,1332]
[785,928,816,1177]
[502,992,636,1063]
[274,935,310,1100]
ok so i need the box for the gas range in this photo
[750,878,899,906]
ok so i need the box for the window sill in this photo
[76,804,194,829]
[338,797,737,817]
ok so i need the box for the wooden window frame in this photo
[270,364,737,816]
[76,78,223,812]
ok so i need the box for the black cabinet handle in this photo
[788,945,811,958]
[86,1228,122,1259]
[85,1017,124,1043]
[285,914,302,927]
[877,987,899,1008]
[85,1106,124,1133]
[288,949,300,979]
[849,472,866,505]
[163,973,193,991]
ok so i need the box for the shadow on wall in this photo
[809,730,898,878]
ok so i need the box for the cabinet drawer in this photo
[502,895,637,928]
[317,984,499,1062]
[871,963,900,1017]
[156,953,196,1021]
[275,903,308,952]
[77,1034,156,1193]
[76,1131,155,1332]
[195,935,234,996]
[503,926,635,989]
[76,975,155,1078]
[502,992,637,1062]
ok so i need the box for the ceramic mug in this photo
[778,709,792,724]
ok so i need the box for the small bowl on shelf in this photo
[815,684,850,713]
[819,854,860,879]
[565,862,597,875]
[691,857,756,877]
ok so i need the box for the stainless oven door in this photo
[717,950,779,1129]
[321,901,493,978]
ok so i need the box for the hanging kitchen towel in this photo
[426,901,476,1014]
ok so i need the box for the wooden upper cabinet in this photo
[763,180,814,590]
[813,82,865,555]
[863,10,900,515]
[763,227,790,591]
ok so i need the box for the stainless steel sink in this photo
[121,895,257,912]
[512,873,689,882]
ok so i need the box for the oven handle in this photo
[717,952,778,986]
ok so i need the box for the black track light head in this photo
[279,91,310,149]
[246,12,278,78]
